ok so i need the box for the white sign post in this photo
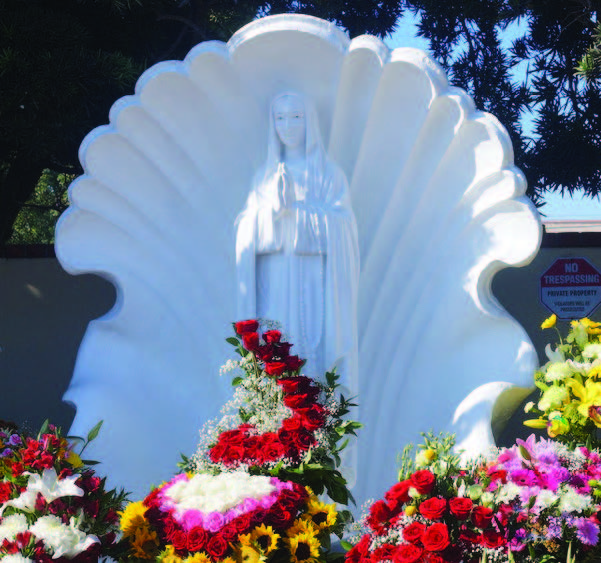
[540,257,601,319]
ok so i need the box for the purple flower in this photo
[1,448,12,457]
[575,517,599,546]
[8,434,21,446]
[547,517,563,539]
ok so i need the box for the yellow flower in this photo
[541,314,557,329]
[285,531,320,563]
[405,505,417,516]
[546,411,570,438]
[238,533,252,547]
[160,545,183,563]
[287,518,317,537]
[236,544,263,563]
[65,450,83,468]
[219,558,237,563]
[184,552,213,563]
[131,525,160,559]
[250,524,280,554]
[120,501,149,538]
[568,378,601,420]
[523,419,549,429]
[581,318,601,334]
[588,365,601,379]
[303,499,337,531]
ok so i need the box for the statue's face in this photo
[273,95,306,150]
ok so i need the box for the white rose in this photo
[0,514,29,542]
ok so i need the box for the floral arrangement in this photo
[119,472,340,563]
[187,320,361,505]
[119,320,358,563]
[345,432,601,563]
[524,315,601,447]
[0,420,126,562]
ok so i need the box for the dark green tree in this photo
[1,0,401,243]
[405,0,601,208]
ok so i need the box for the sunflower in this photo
[184,552,213,563]
[131,524,160,559]
[250,524,280,554]
[119,501,149,538]
[236,544,264,563]
[285,531,320,563]
[286,518,317,537]
[304,499,337,530]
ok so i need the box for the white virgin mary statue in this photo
[236,92,359,391]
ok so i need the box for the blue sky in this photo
[383,13,601,221]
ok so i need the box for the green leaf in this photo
[340,540,354,552]
[81,459,101,465]
[87,420,104,443]
[37,419,50,438]
[232,377,244,386]
[226,337,240,346]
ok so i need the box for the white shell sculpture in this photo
[56,14,541,504]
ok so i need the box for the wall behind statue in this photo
[0,253,114,432]
[1,235,600,439]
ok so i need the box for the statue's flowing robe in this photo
[235,160,359,394]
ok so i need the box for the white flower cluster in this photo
[0,468,99,560]
[164,472,275,515]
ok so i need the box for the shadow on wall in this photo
[0,257,115,433]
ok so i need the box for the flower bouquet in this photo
[346,433,601,563]
[118,320,360,563]
[524,315,601,447]
[0,420,126,562]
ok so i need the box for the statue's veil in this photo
[257,92,329,203]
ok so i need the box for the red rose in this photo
[220,523,238,542]
[284,393,313,409]
[267,504,294,528]
[273,342,293,357]
[221,445,247,463]
[292,428,315,451]
[143,488,161,508]
[263,440,285,461]
[277,376,312,394]
[393,544,423,563]
[286,355,304,371]
[242,332,260,352]
[497,503,514,526]
[209,443,227,463]
[256,345,274,362]
[471,505,494,529]
[298,405,326,431]
[422,523,449,552]
[371,544,397,563]
[419,497,447,520]
[282,416,303,432]
[263,330,282,344]
[480,529,505,549]
[385,480,412,512]
[402,521,426,545]
[370,500,392,524]
[411,470,436,495]
[169,530,188,552]
[233,513,252,533]
[187,527,208,552]
[347,535,370,563]
[235,320,259,335]
[449,497,473,520]
[265,361,288,376]
[219,428,247,445]
[206,534,229,559]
